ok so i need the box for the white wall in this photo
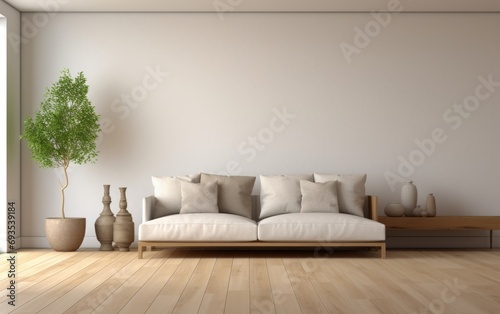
[1,2,21,253]
[20,12,500,248]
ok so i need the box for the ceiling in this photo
[3,0,500,13]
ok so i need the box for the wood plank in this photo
[311,282,356,313]
[0,252,91,313]
[336,260,386,300]
[0,250,73,298]
[145,250,203,313]
[266,257,302,314]
[92,251,164,313]
[249,253,276,314]
[198,251,232,314]
[38,251,136,314]
[117,249,180,313]
[0,249,56,273]
[317,259,366,301]
[12,251,118,313]
[171,252,217,313]
[15,251,73,278]
[2,251,98,313]
[348,299,382,314]
[224,252,250,314]
[65,252,141,314]
[298,255,354,313]
[354,259,427,312]
[282,258,328,313]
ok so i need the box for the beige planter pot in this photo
[45,218,86,251]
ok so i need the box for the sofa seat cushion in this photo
[139,213,257,242]
[258,213,385,242]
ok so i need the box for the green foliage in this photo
[21,69,101,169]
[20,69,101,218]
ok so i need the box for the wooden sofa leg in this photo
[138,244,143,259]
[380,244,386,258]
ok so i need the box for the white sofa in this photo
[138,173,386,258]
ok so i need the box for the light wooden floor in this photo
[1,248,499,314]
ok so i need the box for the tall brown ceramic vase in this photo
[95,184,115,251]
[113,187,134,251]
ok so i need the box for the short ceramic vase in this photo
[413,205,428,217]
[384,203,405,217]
[426,193,436,217]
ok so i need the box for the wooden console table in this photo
[378,216,500,249]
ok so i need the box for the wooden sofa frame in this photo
[138,195,386,259]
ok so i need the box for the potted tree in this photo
[20,68,101,251]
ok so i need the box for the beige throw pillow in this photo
[313,173,366,217]
[152,174,200,217]
[300,180,339,213]
[259,174,314,219]
[200,173,256,218]
[179,181,219,214]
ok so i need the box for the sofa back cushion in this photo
[259,174,314,219]
[200,173,256,219]
[152,174,200,218]
[313,173,367,217]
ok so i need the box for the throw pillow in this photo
[259,174,314,219]
[152,174,201,217]
[313,173,367,217]
[300,180,339,213]
[200,173,256,219]
[179,181,219,214]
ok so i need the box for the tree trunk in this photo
[60,161,69,219]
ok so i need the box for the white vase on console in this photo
[401,181,417,217]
